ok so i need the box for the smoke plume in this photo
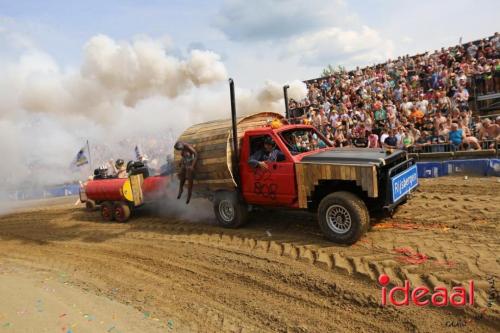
[0,32,307,208]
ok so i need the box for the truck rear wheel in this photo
[213,191,248,228]
[101,202,115,222]
[114,202,131,223]
[318,191,369,244]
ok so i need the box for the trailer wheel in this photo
[85,200,96,211]
[213,191,248,228]
[101,202,115,222]
[318,191,369,244]
[114,202,131,223]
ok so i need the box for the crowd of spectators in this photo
[288,33,500,152]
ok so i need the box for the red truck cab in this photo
[239,124,331,208]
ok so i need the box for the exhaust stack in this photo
[283,84,290,119]
[228,78,240,188]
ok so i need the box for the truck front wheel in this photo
[213,191,248,228]
[318,191,369,244]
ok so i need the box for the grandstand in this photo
[288,33,499,157]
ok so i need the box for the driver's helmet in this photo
[115,159,125,168]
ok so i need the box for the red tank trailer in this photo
[80,175,170,222]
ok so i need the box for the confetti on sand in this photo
[393,247,428,265]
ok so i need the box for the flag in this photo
[134,145,149,163]
[73,147,88,167]
[135,145,143,160]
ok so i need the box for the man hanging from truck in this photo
[174,141,197,204]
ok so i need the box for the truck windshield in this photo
[280,128,332,155]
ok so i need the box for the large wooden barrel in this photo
[175,112,287,193]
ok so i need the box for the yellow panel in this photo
[121,180,134,202]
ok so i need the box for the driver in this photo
[109,159,127,178]
[248,137,285,169]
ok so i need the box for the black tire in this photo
[114,202,131,223]
[213,191,248,228]
[101,202,115,222]
[85,200,96,211]
[317,191,369,244]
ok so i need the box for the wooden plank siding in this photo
[295,163,379,208]
[174,112,286,193]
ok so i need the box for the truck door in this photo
[240,134,297,206]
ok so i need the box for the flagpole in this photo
[86,140,93,172]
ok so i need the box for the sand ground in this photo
[0,267,167,333]
[0,177,498,332]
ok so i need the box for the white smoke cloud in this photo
[80,35,228,106]
[0,34,229,124]
[0,32,303,204]
[236,79,307,115]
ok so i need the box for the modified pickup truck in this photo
[175,79,418,244]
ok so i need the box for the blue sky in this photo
[1,0,499,87]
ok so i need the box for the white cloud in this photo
[214,0,394,69]
[214,0,352,41]
[402,36,413,44]
[288,25,394,67]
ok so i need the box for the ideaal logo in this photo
[378,274,474,307]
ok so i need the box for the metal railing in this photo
[407,140,499,155]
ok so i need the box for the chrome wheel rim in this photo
[326,205,352,234]
[219,200,235,222]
